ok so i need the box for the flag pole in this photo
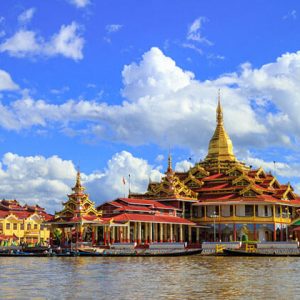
[128,174,131,197]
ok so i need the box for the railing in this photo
[191,215,293,223]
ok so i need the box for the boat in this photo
[223,248,300,257]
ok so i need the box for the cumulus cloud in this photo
[18,8,36,24]
[2,47,300,156]
[175,160,193,172]
[0,151,162,213]
[0,69,19,91]
[68,0,90,8]
[0,22,84,60]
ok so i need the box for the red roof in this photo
[110,213,195,225]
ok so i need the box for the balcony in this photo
[191,215,293,224]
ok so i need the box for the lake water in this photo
[1,256,299,299]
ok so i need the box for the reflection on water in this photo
[0,256,299,299]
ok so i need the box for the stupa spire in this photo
[167,150,173,173]
[217,89,223,125]
[72,169,85,194]
[204,91,236,162]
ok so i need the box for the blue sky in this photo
[0,0,300,212]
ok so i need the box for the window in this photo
[34,224,38,230]
[264,206,268,217]
[6,223,10,230]
[245,205,254,217]
[27,224,31,230]
[230,205,234,216]
[13,223,17,230]
[21,223,24,230]
[0,223,3,231]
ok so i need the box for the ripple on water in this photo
[0,256,300,299]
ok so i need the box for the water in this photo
[0,256,299,299]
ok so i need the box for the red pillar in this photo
[233,224,237,241]
[103,228,106,245]
[91,229,95,245]
[273,223,276,241]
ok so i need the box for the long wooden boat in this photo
[0,248,202,257]
[223,249,300,257]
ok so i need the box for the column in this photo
[145,223,148,243]
[160,223,163,242]
[134,222,137,243]
[103,226,106,245]
[149,223,153,243]
[180,224,183,243]
[188,226,192,243]
[111,226,115,244]
[233,224,236,241]
[218,224,221,242]
[182,202,185,218]
[170,224,173,242]
[253,224,257,241]
[95,226,98,244]
[137,222,141,244]
[163,224,167,242]
[154,223,158,242]
[91,227,95,245]
[127,223,130,243]
[196,227,200,243]
[273,223,276,241]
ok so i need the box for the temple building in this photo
[0,199,52,245]
[50,95,300,245]
[129,96,300,243]
[48,171,102,246]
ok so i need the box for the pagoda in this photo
[130,94,300,243]
[49,171,102,245]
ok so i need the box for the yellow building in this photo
[0,199,52,246]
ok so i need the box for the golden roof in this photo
[205,94,236,162]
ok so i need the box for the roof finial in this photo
[167,148,173,173]
[217,89,223,125]
[72,167,85,193]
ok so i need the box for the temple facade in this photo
[49,95,300,245]
[130,96,300,243]
[0,199,52,245]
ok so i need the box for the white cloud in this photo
[175,160,193,172]
[0,22,84,60]
[18,8,36,24]
[0,151,162,212]
[0,69,19,91]
[106,24,123,33]
[187,17,212,45]
[2,47,300,156]
[87,151,162,201]
[68,0,90,8]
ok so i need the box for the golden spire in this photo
[205,91,236,162]
[167,151,173,173]
[72,169,85,194]
[217,89,223,125]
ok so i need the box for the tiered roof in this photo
[98,197,194,225]
[129,97,300,208]
[0,199,52,221]
[53,171,102,224]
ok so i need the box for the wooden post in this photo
[180,224,183,243]
[233,223,236,241]
[149,223,153,243]
[137,222,141,244]
[160,223,163,242]
[127,223,130,243]
[170,224,173,242]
